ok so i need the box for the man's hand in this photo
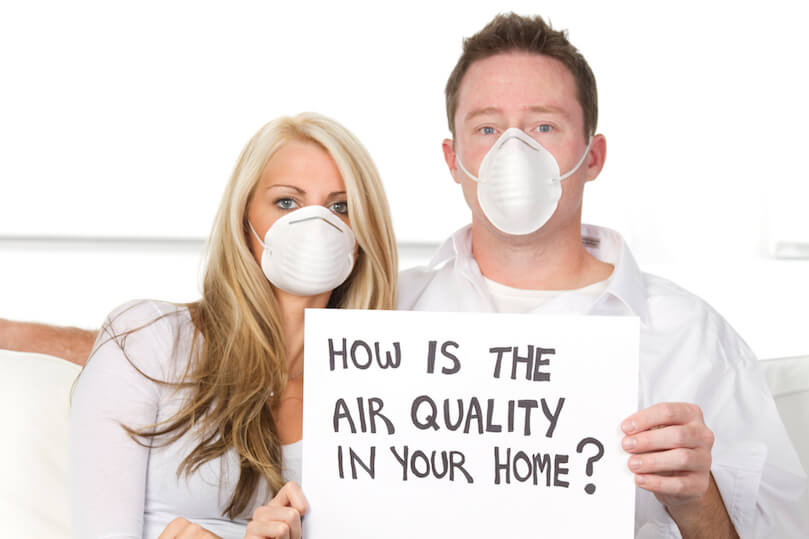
[622,402,737,538]
[158,517,221,538]
[621,402,714,507]
[245,482,308,539]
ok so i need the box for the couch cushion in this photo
[0,349,80,538]
[761,355,809,477]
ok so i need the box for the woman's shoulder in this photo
[104,299,192,332]
[96,299,197,380]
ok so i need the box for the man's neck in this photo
[470,218,613,290]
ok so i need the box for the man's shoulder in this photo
[397,226,474,303]
[638,271,746,350]
[398,264,439,288]
[640,272,712,312]
[397,264,444,310]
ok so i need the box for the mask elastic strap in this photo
[248,221,265,247]
[558,138,593,181]
[456,136,593,183]
[455,154,480,183]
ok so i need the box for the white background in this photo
[1,1,807,357]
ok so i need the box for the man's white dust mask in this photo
[456,127,592,235]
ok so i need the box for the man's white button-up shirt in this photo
[398,224,808,538]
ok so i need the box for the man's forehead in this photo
[455,52,581,122]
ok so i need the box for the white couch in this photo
[2,349,80,538]
[2,349,808,538]
[760,355,809,477]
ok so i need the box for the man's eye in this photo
[275,198,298,210]
[330,201,348,215]
[536,124,553,133]
[480,126,496,135]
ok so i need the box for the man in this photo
[3,12,807,539]
[398,13,807,539]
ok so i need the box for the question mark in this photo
[576,437,604,494]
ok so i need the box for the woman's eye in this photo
[536,124,553,133]
[330,201,348,215]
[480,126,496,135]
[275,198,298,210]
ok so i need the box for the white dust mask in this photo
[248,205,356,296]
[456,127,592,235]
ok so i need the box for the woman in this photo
[69,113,398,539]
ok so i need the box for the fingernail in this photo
[622,437,636,450]
[629,457,642,470]
[622,421,636,433]
[635,475,646,485]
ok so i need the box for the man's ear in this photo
[442,138,461,184]
[584,134,607,183]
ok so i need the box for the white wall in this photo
[1,1,807,358]
[0,238,436,326]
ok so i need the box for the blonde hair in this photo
[118,113,397,518]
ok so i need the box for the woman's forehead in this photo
[260,139,345,192]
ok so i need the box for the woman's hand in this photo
[245,481,308,539]
[158,517,222,538]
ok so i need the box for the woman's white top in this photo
[69,299,301,539]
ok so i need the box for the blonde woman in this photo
[69,113,398,539]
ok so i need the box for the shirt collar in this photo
[580,224,652,326]
[428,224,652,326]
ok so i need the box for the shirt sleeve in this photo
[708,320,809,538]
[69,300,172,539]
[636,305,808,538]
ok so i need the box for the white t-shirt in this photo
[398,223,809,539]
[483,275,609,313]
[69,300,301,539]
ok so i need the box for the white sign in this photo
[302,309,639,538]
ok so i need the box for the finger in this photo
[252,506,301,538]
[175,522,201,539]
[176,522,218,539]
[246,519,291,539]
[158,517,190,539]
[622,424,710,453]
[627,448,710,475]
[622,402,702,434]
[634,471,710,499]
[268,482,308,516]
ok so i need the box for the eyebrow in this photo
[464,105,570,123]
[527,105,570,118]
[267,184,346,198]
[267,184,304,193]
[464,107,501,123]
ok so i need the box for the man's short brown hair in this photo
[445,13,598,141]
